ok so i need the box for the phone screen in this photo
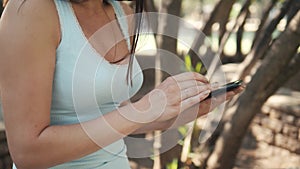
[204,80,243,100]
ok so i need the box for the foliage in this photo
[184,54,202,73]
[166,158,178,169]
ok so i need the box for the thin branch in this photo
[251,0,277,49]
[238,0,295,79]
[187,0,237,68]
[285,0,300,29]
[206,0,252,79]
[236,9,249,57]
[255,0,294,55]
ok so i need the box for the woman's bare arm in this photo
[0,1,143,168]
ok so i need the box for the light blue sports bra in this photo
[12,0,144,168]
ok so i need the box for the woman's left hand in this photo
[197,85,245,117]
[166,85,245,128]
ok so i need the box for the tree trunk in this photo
[145,0,158,37]
[157,0,182,81]
[155,1,183,168]
[238,0,295,80]
[207,11,300,169]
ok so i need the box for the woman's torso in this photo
[10,0,143,168]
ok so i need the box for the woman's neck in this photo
[72,0,106,15]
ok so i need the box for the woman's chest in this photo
[52,48,143,110]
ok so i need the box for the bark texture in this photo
[206,11,300,169]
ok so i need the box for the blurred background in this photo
[0,0,299,169]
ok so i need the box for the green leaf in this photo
[178,126,189,136]
[195,62,202,73]
[166,158,178,169]
[184,54,194,71]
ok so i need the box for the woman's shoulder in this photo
[0,0,60,46]
[1,0,58,21]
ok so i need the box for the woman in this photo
[0,0,243,168]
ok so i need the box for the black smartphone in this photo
[204,80,243,100]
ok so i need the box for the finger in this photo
[205,85,245,103]
[212,90,237,103]
[181,85,211,101]
[177,80,206,90]
[232,86,245,94]
[172,72,209,83]
[181,90,211,111]
[198,95,224,115]
[225,86,245,101]
[196,96,221,117]
[199,88,244,114]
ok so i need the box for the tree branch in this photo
[251,0,277,49]
[238,0,295,80]
[206,10,300,169]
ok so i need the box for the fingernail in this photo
[203,90,211,95]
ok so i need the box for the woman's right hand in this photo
[131,72,212,123]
